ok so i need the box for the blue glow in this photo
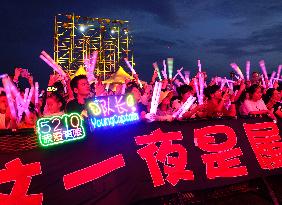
[90,113,139,129]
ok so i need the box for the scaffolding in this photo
[54,13,134,80]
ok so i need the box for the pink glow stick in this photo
[193,78,201,104]
[184,71,190,84]
[35,82,39,105]
[172,67,183,81]
[230,63,244,79]
[173,96,196,118]
[124,58,136,75]
[277,65,282,79]
[269,71,276,88]
[259,60,268,80]
[89,51,98,72]
[198,73,204,104]
[246,61,250,81]
[177,68,188,84]
[220,77,227,90]
[2,78,16,119]
[198,60,202,72]
[41,51,66,78]
[261,75,266,88]
[161,60,167,79]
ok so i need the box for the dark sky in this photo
[1,0,282,87]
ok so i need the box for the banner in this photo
[0,118,282,205]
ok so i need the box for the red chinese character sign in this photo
[135,129,194,187]
[36,113,86,147]
[0,158,43,205]
[87,94,139,129]
[194,125,248,179]
[244,122,282,170]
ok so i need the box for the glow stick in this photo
[105,83,110,91]
[277,65,282,79]
[172,96,196,118]
[40,51,66,78]
[198,60,202,72]
[124,58,136,75]
[198,73,204,104]
[172,67,183,81]
[184,71,190,84]
[167,58,173,79]
[261,75,266,88]
[24,86,34,116]
[230,63,244,79]
[0,74,8,79]
[2,78,17,119]
[246,60,250,81]
[220,77,227,90]
[24,88,29,103]
[177,68,188,84]
[161,60,167,79]
[152,62,162,81]
[121,83,126,94]
[193,78,200,103]
[269,71,276,88]
[235,75,240,80]
[272,78,282,82]
[89,51,98,73]
[149,82,162,114]
[259,60,268,80]
[35,82,39,105]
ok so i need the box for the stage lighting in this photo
[123,28,128,34]
[79,25,86,32]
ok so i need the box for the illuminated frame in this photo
[87,94,139,129]
[36,113,86,147]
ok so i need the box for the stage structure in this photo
[54,13,134,80]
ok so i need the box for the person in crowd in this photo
[239,84,276,120]
[126,82,147,120]
[263,88,282,118]
[44,92,66,116]
[155,91,174,121]
[204,85,236,118]
[66,75,91,114]
[18,104,38,129]
[0,92,10,129]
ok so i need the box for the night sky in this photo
[1,0,282,87]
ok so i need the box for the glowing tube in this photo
[161,60,167,79]
[177,68,188,84]
[259,60,268,80]
[90,51,98,72]
[40,51,66,78]
[193,78,201,104]
[121,83,126,94]
[220,77,227,90]
[198,60,202,72]
[124,58,136,75]
[35,82,39,105]
[261,75,266,88]
[246,60,250,81]
[269,71,276,88]
[172,67,183,81]
[184,71,190,84]
[230,63,244,79]
[198,73,204,105]
[2,78,16,119]
[152,62,162,81]
[172,96,196,118]
[149,82,162,114]
[167,58,173,79]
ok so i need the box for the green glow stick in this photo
[167,58,173,79]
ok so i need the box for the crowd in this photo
[0,64,282,130]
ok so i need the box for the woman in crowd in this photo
[44,92,66,116]
[263,88,282,118]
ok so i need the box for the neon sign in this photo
[36,113,86,147]
[87,94,139,129]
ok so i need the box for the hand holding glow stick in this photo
[2,77,16,119]
[230,63,244,79]
[246,60,250,81]
[198,73,204,104]
[35,82,39,105]
[161,60,167,79]
[259,60,268,80]
[193,78,201,104]
[172,96,196,118]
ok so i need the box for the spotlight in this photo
[111,29,115,34]
[79,25,86,32]
[123,28,128,34]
